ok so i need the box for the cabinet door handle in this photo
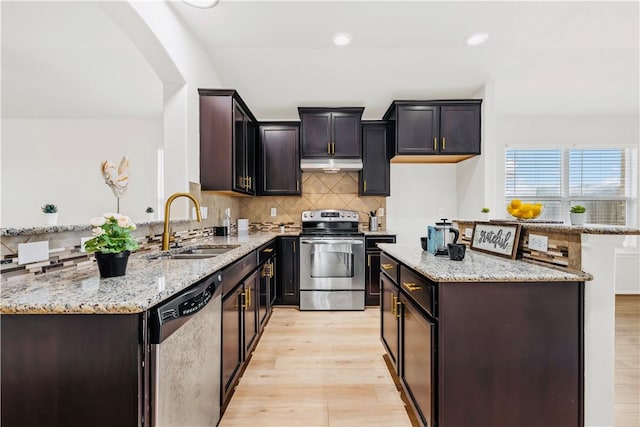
[241,291,248,309]
[269,262,274,278]
[363,180,367,192]
[367,254,371,267]
[442,137,446,151]
[247,287,251,308]
[381,263,393,270]
[327,142,331,154]
[433,137,437,151]
[332,142,336,155]
[293,241,296,254]
[395,300,402,319]
[248,176,252,189]
[391,294,396,315]
[296,180,300,191]
[403,282,422,291]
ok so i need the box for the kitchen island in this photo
[1,233,280,427]
[378,243,590,427]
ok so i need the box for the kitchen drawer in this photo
[380,252,399,283]
[257,240,276,264]
[400,266,436,318]
[366,235,396,250]
[222,252,257,296]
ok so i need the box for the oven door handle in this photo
[300,239,364,245]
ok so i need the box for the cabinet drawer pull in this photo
[263,248,273,253]
[433,137,437,151]
[442,137,446,151]
[381,263,394,270]
[403,282,422,291]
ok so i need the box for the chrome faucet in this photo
[162,192,202,250]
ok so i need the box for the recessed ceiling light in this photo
[333,33,353,47]
[466,32,489,46]
[182,0,220,9]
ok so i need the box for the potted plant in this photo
[84,213,139,278]
[570,205,587,226]
[41,203,58,226]
[481,207,490,220]
[145,206,155,221]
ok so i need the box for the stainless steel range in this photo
[299,209,365,310]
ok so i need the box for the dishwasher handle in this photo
[149,272,222,344]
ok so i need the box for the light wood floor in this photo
[221,298,640,427]
[615,295,640,427]
[219,308,413,427]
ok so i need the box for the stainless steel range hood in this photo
[300,158,363,173]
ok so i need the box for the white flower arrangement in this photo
[84,213,139,254]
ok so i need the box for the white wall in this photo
[1,119,162,227]
[387,163,457,245]
[101,1,224,219]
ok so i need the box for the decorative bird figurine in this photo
[101,156,130,199]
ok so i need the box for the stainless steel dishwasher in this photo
[149,272,223,427]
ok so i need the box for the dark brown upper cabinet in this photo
[383,100,482,163]
[360,121,390,196]
[257,123,301,196]
[298,107,364,158]
[199,89,257,195]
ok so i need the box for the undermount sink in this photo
[170,247,237,259]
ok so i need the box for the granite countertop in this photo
[363,230,396,236]
[0,233,278,315]
[378,243,592,283]
[454,219,640,235]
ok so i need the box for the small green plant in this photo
[570,205,586,214]
[41,204,58,213]
[84,213,139,254]
[145,207,154,213]
[481,207,490,213]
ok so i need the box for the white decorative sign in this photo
[470,222,522,259]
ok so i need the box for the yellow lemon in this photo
[510,199,522,209]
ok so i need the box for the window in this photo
[505,148,637,226]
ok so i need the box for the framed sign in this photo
[470,222,522,259]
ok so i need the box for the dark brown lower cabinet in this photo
[366,235,396,306]
[243,271,259,356]
[222,283,243,407]
[380,273,400,371]
[1,314,145,427]
[380,252,584,427]
[399,294,435,427]
[275,237,299,305]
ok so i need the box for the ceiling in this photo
[2,1,638,120]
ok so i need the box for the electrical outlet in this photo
[529,234,549,252]
[270,207,277,217]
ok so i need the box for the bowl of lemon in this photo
[507,199,543,220]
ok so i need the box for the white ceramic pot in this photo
[570,212,586,226]
[44,212,58,226]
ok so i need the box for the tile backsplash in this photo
[239,172,386,230]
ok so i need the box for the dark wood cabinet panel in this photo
[243,271,259,357]
[400,295,435,427]
[396,105,439,154]
[384,100,481,161]
[380,273,399,372]
[439,104,481,155]
[438,282,582,427]
[199,89,257,195]
[275,237,299,305]
[298,107,364,159]
[222,284,243,406]
[1,314,143,427]
[366,235,396,306]
[360,122,390,196]
[258,123,301,195]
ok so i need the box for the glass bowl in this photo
[506,201,544,221]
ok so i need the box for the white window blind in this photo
[505,148,637,226]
